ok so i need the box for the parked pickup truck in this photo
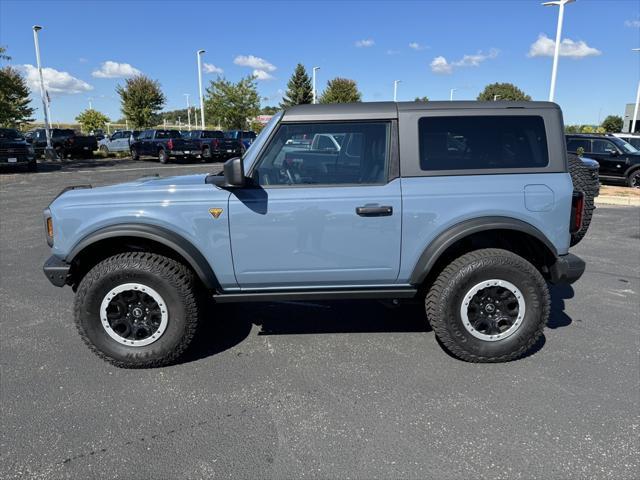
[98,130,140,154]
[43,101,587,368]
[225,130,257,151]
[129,129,200,163]
[25,128,98,159]
[0,128,37,171]
[182,130,244,161]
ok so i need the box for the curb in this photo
[595,196,640,207]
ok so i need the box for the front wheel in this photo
[426,248,550,363]
[74,252,202,368]
[158,149,169,164]
[130,147,139,161]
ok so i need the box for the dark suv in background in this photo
[0,128,37,171]
[566,133,640,188]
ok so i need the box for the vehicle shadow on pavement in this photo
[185,287,574,364]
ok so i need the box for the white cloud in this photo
[233,55,276,72]
[430,56,453,74]
[409,42,426,51]
[528,34,601,59]
[92,61,141,78]
[624,19,640,28]
[355,39,375,48]
[430,49,498,74]
[21,64,93,95]
[253,69,274,81]
[386,49,400,55]
[203,63,223,74]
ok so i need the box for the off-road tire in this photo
[130,147,139,161]
[74,252,201,368]
[426,248,550,363]
[158,148,169,164]
[568,154,596,246]
[627,168,640,189]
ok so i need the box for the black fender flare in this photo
[409,216,559,285]
[66,223,219,290]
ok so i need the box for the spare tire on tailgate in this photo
[568,153,597,246]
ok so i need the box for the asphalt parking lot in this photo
[1,159,638,479]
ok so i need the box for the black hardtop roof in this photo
[282,101,560,122]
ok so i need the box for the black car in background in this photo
[129,129,200,163]
[566,133,640,188]
[0,128,37,171]
[25,128,98,159]
[224,130,257,151]
[182,130,244,161]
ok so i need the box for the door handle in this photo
[356,205,393,217]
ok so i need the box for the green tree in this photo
[75,108,110,133]
[414,96,429,102]
[0,46,10,61]
[116,75,166,129]
[280,64,313,108]
[601,115,623,133]
[319,77,362,104]
[204,75,260,130]
[477,82,531,101]
[0,65,35,127]
[261,105,279,115]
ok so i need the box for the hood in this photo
[51,173,227,208]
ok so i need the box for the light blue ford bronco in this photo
[43,102,587,368]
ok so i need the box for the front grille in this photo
[0,146,29,155]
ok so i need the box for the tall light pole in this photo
[88,98,93,110]
[196,49,206,129]
[543,0,575,102]
[632,48,640,134]
[450,88,456,101]
[312,66,320,104]
[393,80,401,102]
[32,25,55,160]
[184,93,192,131]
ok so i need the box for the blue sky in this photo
[1,0,638,124]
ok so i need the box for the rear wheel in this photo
[130,147,139,161]
[202,146,211,162]
[99,145,110,156]
[158,149,169,164]
[426,248,549,363]
[74,252,202,368]
[627,169,640,188]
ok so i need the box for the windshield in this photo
[0,128,23,140]
[241,111,282,173]
[610,137,638,153]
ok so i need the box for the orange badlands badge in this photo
[209,208,223,219]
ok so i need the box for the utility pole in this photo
[197,50,206,128]
[543,0,576,102]
[393,80,401,102]
[32,25,56,160]
[312,66,320,104]
[184,93,192,131]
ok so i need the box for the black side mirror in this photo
[223,157,245,187]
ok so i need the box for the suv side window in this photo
[253,122,389,186]
[418,116,549,171]
[567,138,590,152]
[592,139,618,154]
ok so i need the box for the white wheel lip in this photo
[459,279,525,342]
[99,283,168,347]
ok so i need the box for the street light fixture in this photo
[393,80,401,102]
[542,0,576,102]
[632,48,640,134]
[184,94,192,131]
[196,49,206,129]
[312,67,320,104]
[32,25,56,160]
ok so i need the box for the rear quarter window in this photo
[418,116,549,171]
